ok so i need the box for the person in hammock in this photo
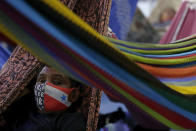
[1,66,86,131]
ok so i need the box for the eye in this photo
[39,79,46,83]
[52,80,63,85]
[37,77,46,83]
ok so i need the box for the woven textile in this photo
[1,0,196,130]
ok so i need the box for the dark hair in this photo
[69,78,83,88]
[66,78,84,113]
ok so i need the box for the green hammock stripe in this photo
[107,37,196,50]
[122,51,196,65]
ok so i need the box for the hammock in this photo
[160,0,196,43]
[0,0,196,129]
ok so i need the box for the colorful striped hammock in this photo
[0,0,196,129]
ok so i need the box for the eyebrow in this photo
[37,74,46,78]
[51,74,65,79]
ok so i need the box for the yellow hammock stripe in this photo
[166,84,196,95]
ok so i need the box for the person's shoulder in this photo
[56,112,86,131]
[60,112,86,121]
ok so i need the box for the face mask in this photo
[34,82,74,112]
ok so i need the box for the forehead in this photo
[39,66,62,76]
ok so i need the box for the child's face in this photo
[34,66,80,112]
[37,66,71,89]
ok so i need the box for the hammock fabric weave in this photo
[0,0,196,129]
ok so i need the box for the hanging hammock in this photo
[0,0,196,130]
[160,0,196,43]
